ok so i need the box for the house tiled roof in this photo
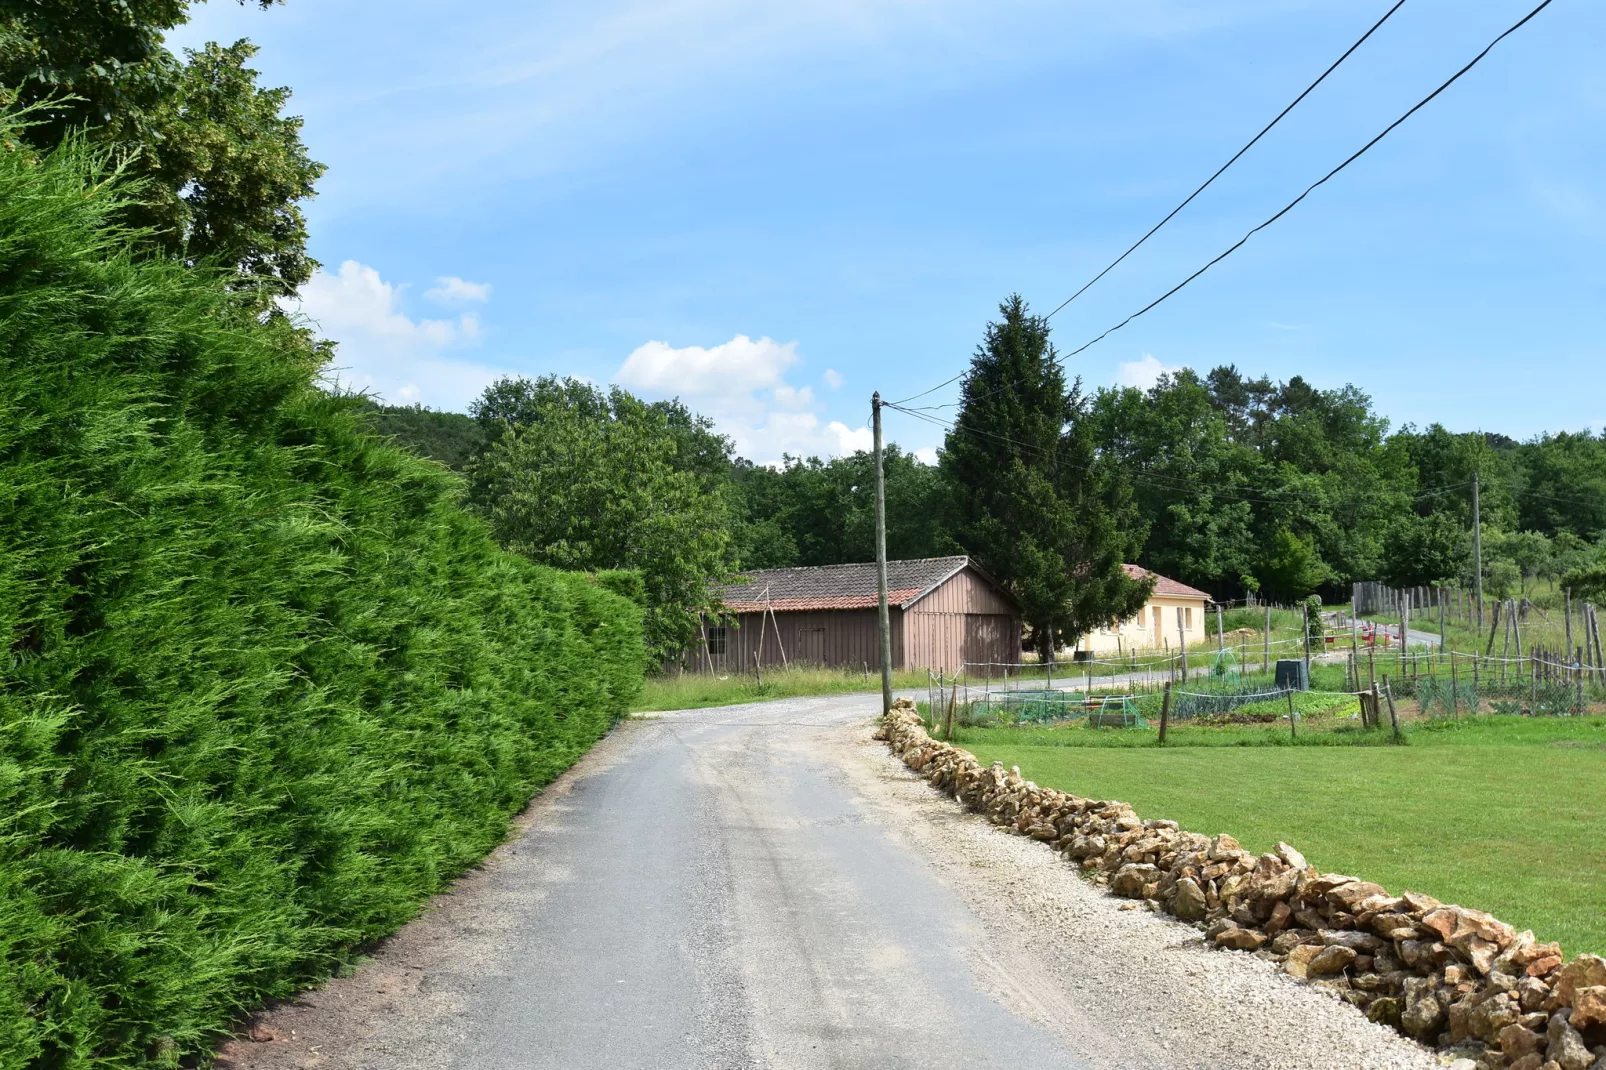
[1124,564,1211,601]
[716,555,981,612]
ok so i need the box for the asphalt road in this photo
[218,693,1434,1070]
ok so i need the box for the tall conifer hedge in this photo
[0,134,644,1067]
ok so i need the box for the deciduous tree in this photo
[466,377,732,654]
[1,0,323,295]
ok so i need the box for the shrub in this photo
[0,131,644,1067]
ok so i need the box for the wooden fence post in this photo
[1287,688,1297,741]
[943,678,958,740]
[1383,675,1400,743]
[1450,651,1459,719]
[1159,682,1171,745]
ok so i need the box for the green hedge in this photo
[0,136,644,1067]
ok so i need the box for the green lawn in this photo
[958,716,1606,955]
[634,665,928,712]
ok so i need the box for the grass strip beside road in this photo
[635,665,929,712]
[961,720,1606,955]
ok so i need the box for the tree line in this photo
[375,297,1606,658]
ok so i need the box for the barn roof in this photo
[1124,564,1211,600]
[716,555,1010,613]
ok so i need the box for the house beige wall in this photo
[1072,594,1210,655]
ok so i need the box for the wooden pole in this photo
[1577,646,1586,715]
[1158,682,1171,745]
[754,650,762,689]
[1263,602,1271,674]
[1383,675,1400,742]
[1450,651,1459,719]
[1287,688,1297,741]
[1216,604,1225,652]
[1177,606,1190,684]
[1438,590,1446,656]
[943,676,958,740]
[871,392,893,715]
[1472,471,1484,634]
[1566,587,1574,661]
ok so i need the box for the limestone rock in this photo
[1366,995,1402,1026]
[1500,1022,1544,1059]
[1307,945,1357,977]
[1215,926,1267,952]
[1264,901,1292,935]
[1402,976,1447,1039]
[1276,841,1308,871]
[1556,957,1606,1007]
[1321,929,1383,953]
[1173,877,1208,921]
[1110,863,1160,899]
[1570,986,1606,1030]
[1468,994,1521,1043]
[1548,1012,1594,1070]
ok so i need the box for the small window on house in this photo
[707,626,728,655]
[1184,607,1193,630]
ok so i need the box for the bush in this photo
[0,132,644,1066]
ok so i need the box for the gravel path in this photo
[215,693,1441,1070]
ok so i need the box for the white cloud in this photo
[425,276,492,305]
[913,447,939,466]
[1115,353,1184,390]
[823,368,844,390]
[615,334,871,463]
[289,260,507,411]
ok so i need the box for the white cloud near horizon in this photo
[1116,352,1184,390]
[823,368,844,390]
[291,260,507,410]
[616,334,871,463]
[426,275,492,305]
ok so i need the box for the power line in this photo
[1042,0,1410,323]
[1061,0,1556,360]
[887,0,1556,415]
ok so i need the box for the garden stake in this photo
[1158,682,1171,745]
[943,680,958,740]
[1383,676,1400,743]
[1287,689,1296,741]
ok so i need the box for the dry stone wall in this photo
[875,700,1606,1070]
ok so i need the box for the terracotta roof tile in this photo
[716,556,975,612]
[1124,563,1211,600]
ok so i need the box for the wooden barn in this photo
[700,555,1020,674]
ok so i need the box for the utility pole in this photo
[1472,471,1484,636]
[872,392,893,715]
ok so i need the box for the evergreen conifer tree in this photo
[941,296,1151,655]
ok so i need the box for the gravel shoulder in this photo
[813,721,1441,1070]
[214,694,1441,1070]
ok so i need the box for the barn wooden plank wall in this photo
[696,564,1021,674]
[706,608,902,672]
[904,569,1018,672]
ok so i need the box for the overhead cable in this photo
[1061,0,1557,359]
[1043,0,1410,322]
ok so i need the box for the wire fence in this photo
[924,635,1605,733]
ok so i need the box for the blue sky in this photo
[171,0,1604,462]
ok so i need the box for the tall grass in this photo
[635,665,929,711]
[0,129,644,1067]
